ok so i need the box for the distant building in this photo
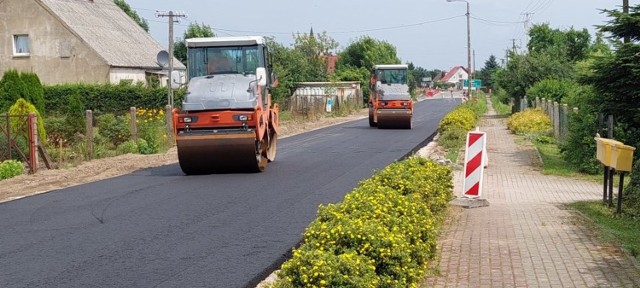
[0,0,184,85]
[440,66,469,89]
[325,53,338,74]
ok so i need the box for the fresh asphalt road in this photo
[0,98,459,288]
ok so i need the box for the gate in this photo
[0,113,48,173]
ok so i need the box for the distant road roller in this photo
[368,64,413,129]
[172,36,279,174]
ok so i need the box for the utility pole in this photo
[155,11,187,108]
[465,1,472,98]
[522,12,534,32]
[510,38,518,54]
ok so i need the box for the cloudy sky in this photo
[124,0,636,71]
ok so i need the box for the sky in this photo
[123,0,637,72]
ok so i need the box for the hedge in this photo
[43,83,185,115]
[271,157,453,287]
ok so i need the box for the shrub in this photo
[8,98,46,143]
[507,108,552,135]
[0,160,24,180]
[272,157,453,287]
[97,113,130,147]
[117,139,138,155]
[275,247,379,288]
[438,107,476,133]
[623,160,640,218]
[135,108,166,154]
[65,93,86,139]
[525,78,579,104]
[45,116,69,145]
[43,83,186,115]
[136,138,154,155]
[559,110,600,174]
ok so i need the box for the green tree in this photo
[585,4,640,148]
[477,55,499,90]
[265,32,339,103]
[174,22,215,65]
[0,70,25,112]
[493,51,574,104]
[292,31,339,82]
[21,72,45,115]
[337,36,400,72]
[335,36,401,102]
[114,0,149,32]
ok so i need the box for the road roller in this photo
[172,36,279,174]
[368,64,413,129]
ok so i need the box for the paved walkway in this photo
[424,98,640,287]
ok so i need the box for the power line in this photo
[471,16,524,27]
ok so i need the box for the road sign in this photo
[463,130,487,198]
[463,79,482,88]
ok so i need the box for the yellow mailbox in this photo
[611,143,636,172]
[594,137,623,167]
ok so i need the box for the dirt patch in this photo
[0,109,369,203]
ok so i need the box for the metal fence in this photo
[285,82,364,119]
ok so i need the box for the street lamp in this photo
[447,0,472,98]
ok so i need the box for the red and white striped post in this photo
[463,129,487,198]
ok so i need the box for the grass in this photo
[569,201,640,259]
[534,141,580,177]
[528,136,638,260]
[532,138,626,185]
[490,95,512,116]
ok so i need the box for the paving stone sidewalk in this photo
[424,99,640,288]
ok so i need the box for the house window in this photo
[13,34,30,56]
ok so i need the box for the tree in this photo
[174,22,215,65]
[337,36,400,72]
[335,36,401,102]
[291,31,339,82]
[527,23,591,62]
[265,32,339,103]
[114,0,149,32]
[493,50,574,102]
[582,5,640,214]
[0,70,25,112]
[21,72,45,115]
[477,55,499,90]
[586,4,640,145]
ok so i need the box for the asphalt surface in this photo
[0,97,459,288]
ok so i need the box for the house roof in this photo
[39,0,184,69]
[440,66,468,82]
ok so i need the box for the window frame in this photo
[13,34,31,57]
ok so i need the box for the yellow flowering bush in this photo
[437,107,478,150]
[134,108,168,154]
[438,107,476,133]
[507,108,552,135]
[271,157,453,288]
